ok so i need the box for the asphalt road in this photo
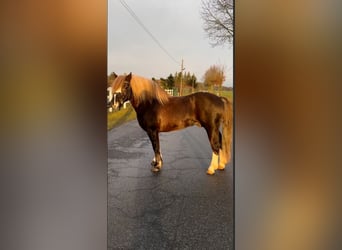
[108,120,233,249]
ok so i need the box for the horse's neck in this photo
[129,97,138,110]
[131,99,156,114]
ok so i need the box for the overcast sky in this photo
[108,0,233,86]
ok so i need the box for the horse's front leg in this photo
[147,130,163,172]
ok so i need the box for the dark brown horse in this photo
[109,73,233,175]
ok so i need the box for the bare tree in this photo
[200,0,234,46]
[203,65,226,94]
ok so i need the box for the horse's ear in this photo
[126,72,132,81]
[113,72,117,78]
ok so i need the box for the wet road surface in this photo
[108,120,233,249]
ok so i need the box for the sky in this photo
[108,0,233,87]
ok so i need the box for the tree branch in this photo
[200,0,234,46]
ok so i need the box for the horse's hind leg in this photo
[147,130,163,172]
[205,126,221,175]
[207,152,219,175]
[218,149,227,170]
[218,131,226,170]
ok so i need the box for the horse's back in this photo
[141,92,226,132]
[192,91,225,111]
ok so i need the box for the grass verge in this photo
[107,105,136,130]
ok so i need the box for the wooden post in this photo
[180,59,185,96]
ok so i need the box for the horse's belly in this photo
[160,118,200,132]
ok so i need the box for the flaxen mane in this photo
[112,75,126,92]
[112,74,170,105]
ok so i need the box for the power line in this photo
[118,0,180,65]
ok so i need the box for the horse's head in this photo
[111,72,132,110]
[107,72,117,110]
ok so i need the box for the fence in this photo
[164,89,174,96]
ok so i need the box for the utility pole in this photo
[180,59,185,96]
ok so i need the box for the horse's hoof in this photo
[206,169,215,175]
[151,166,161,173]
[218,165,225,170]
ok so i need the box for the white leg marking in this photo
[207,153,219,175]
[218,149,226,170]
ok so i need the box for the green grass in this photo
[107,105,136,130]
[219,90,233,102]
[204,90,233,102]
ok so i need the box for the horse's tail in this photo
[221,97,233,165]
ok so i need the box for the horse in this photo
[109,73,233,175]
